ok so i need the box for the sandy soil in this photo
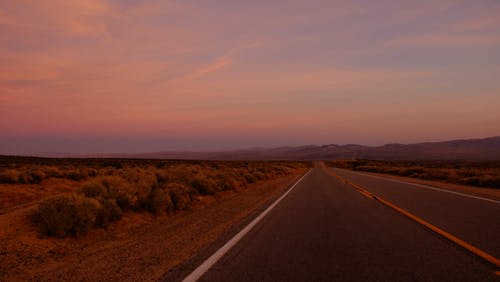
[352,170,500,201]
[0,170,306,281]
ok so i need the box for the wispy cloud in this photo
[185,41,260,80]
[187,59,230,80]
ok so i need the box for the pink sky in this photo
[1,0,500,154]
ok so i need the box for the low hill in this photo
[114,136,500,161]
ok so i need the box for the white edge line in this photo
[333,168,500,204]
[182,169,312,282]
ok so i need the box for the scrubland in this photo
[0,156,308,280]
[326,159,500,189]
[0,156,307,237]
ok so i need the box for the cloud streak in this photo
[185,41,260,80]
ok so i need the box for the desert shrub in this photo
[244,173,257,184]
[42,166,63,178]
[156,166,192,185]
[82,176,139,210]
[461,177,482,187]
[155,170,170,184]
[399,167,425,177]
[216,174,239,191]
[252,171,265,181]
[191,175,217,195]
[19,169,46,184]
[424,169,449,180]
[458,169,479,178]
[486,177,500,188]
[118,168,157,208]
[115,190,135,210]
[100,175,129,198]
[466,176,500,189]
[95,199,122,227]
[82,181,107,198]
[31,169,46,183]
[145,188,173,213]
[133,184,153,211]
[0,169,21,183]
[32,195,101,237]
[166,183,196,210]
[121,167,157,186]
[68,167,96,181]
[87,168,98,177]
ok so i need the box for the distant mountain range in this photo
[84,136,500,161]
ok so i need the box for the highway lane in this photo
[191,165,498,281]
[331,167,500,260]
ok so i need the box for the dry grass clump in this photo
[327,160,500,189]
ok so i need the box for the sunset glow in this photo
[1,0,499,154]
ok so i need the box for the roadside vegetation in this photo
[0,156,308,237]
[326,160,500,189]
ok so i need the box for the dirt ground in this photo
[0,170,306,281]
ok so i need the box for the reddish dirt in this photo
[0,170,306,281]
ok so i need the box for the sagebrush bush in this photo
[244,173,257,184]
[216,174,239,191]
[82,176,141,210]
[145,188,173,213]
[83,176,127,199]
[166,183,196,210]
[82,181,107,198]
[32,195,101,237]
[121,167,157,188]
[0,169,21,183]
[17,169,47,184]
[191,175,217,195]
[95,199,122,227]
[66,168,90,181]
[40,166,59,178]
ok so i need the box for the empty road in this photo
[180,164,499,281]
[331,167,500,260]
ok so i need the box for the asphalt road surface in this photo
[184,164,499,281]
[331,167,500,260]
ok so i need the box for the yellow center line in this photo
[329,170,500,272]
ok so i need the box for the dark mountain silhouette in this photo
[111,136,500,160]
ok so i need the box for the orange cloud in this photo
[184,41,260,80]
[187,58,231,80]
